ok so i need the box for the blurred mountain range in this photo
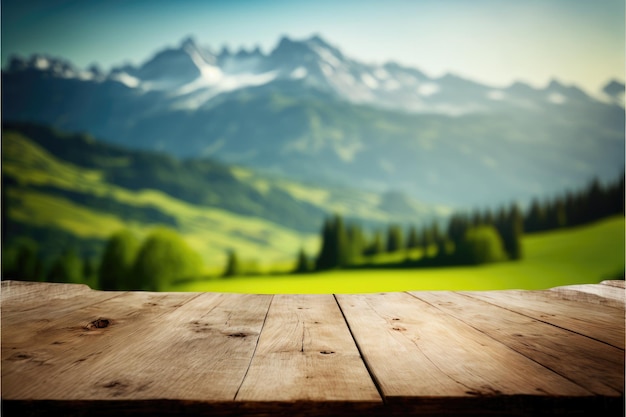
[3,34,624,207]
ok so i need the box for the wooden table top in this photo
[1,280,624,416]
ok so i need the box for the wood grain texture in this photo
[1,280,91,302]
[466,290,625,349]
[549,284,625,309]
[235,294,380,403]
[412,290,624,396]
[601,280,626,289]
[2,285,273,401]
[2,281,625,416]
[2,290,200,398]
[335,292,591,400]
[1,281,121,324]
[59,292,273,401]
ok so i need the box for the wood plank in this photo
[13,291,271,402]
[601,280,626,289]
[549,284,625,309]
[336,292,591,403]
[236,294,381,404]
[2,289,201,397]
[412,291,624,396]
[4,282,624,416]
[1,281,123,324]
[1,280,91,302]
[82,292,272,401]
[467,290,625,349]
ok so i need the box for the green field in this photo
[173,216,625,293]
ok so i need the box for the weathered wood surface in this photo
[1,280,624,416]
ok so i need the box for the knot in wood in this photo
[86,318,111,330]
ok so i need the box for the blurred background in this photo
[1,0,624,292]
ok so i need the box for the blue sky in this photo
[2,0,624,93]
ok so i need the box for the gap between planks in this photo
[333,293,388,405]
[232,294,274,400]
[334,290,593,417]
[234,294,381,403]
[3,281,624,416]
[463,290,624,350]
[407,291,623,396]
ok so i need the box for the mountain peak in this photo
[277,35,294,47]
[602,79,625,106]
[603,79,624,96]
[180,36,198,49]
[235,45,264,58]
[136,40,208,85]
[271,35,315,58]
[546,79,565,91]
[306,34,330,47]
[7,54,78,76]
[545,79,590,101]
[218,45,232,57]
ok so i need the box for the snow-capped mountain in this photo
[2,35,624,208]
[7,35,614,115]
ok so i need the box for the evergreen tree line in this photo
[2,240,98,287]
[304,175,624,272]
[3,227,205,291]
[307,205,522,271]
[523,176,624,233]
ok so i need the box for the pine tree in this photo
[82,257,97,288]
[431,221,442,244]
[346,223,364,264]
[363,230,384,256]
[548,198,567,229]
[386,224,403,253]
[294,248,310,273]
[524,199,547,233]
[482,209,495,227]
[315,214,349,270]
[503,204,524,260]
[223,250,240,277]
[586,178,609,222]
[607,173,625,215]
[315,218,333,270]
[471,211,483,227]
[334,215,350,267]
[421,227,433,256]
[406,225,419,249]
[98,229,140,290]
[447,214,469,246]
[47,247,83,284]
[12,238,42,281]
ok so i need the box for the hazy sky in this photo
[2,0,624,94]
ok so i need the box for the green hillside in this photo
[174,216,625,293]
[1,123,442,272]
[1,126,312,271]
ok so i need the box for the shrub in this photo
[456,225,507,265]
[132,227,203,291]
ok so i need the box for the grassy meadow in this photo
[172,215,625,293]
